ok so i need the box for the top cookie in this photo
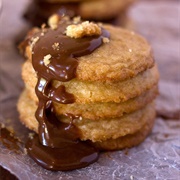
[22,16,154,82]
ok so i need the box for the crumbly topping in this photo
[41,23,46,30]
[66,21,101,39]
[41,24,48,34]
[28,133,34,139]
[30,37,39,51]
[102,37,110,43]
[73,16,81,24]
[43,54,52,66]
[48,14,60,30]
[52,42,60,50]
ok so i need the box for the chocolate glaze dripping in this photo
[25,19,110,171]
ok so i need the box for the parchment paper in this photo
[0,0,180,179]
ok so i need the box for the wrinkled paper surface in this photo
[0,0,180,179]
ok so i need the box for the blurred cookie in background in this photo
[24,0,135,26]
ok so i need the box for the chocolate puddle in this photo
[26,134,99,171]
[0,124,23,154]
[25,19,110,171]
[24,0,124,27]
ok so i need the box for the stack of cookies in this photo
[24,0,135,26]
[18,16,159,151]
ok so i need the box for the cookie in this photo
[94,116,155,150]
[22,60,159,103]
[24,0,135,26]
[53,85,158,119]
[18,17,158,169]
[21,84,158,120]
[24,23,154,82]
[17,90,155,142]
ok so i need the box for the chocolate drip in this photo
[25,19,110,171]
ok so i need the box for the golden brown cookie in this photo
[94,116,155,151]
[24,24,154,82]
[22,60,159,103]
[21,84,158,120]
[17,16,159,169]
[17,90,155,142]
[53,85,158,119]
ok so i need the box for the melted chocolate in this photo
[0,124,23,154]
[26,134,99,171]
[25,19,110,171]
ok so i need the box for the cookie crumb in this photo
[41,23,47,33]
[43,54,52,66]
[41,23,46,29]
[66,21,101,39]
[52,42,60,50]
[73,16,81,24]
[28,133,34,139]
[30,36,39,50]
[48,14,60,30]
[41,23,46,30]
[103,37,110,43]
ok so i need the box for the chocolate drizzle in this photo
[25,19,110,171]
